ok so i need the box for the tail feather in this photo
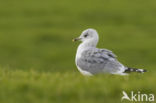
[124,67,147,73]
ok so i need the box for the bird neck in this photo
[77,40,97,54]
[76,41,96,60]
[81,39,98,48]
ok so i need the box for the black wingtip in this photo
[124,67,147,73]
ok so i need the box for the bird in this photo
[73,28,147,76]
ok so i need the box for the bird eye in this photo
[84,34,88,37]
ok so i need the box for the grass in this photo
[0,0,156,103]
[0,69,155,103]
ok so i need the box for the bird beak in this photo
[72,37,81,42]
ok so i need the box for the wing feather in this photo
[81,48,117,64]
[76,47,123,74]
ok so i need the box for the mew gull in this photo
[73,28,147,76]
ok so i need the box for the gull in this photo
[73,28,147,76]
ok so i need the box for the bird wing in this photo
[99,48,117,58]
[76,47,123,74]
[81,48,117,62]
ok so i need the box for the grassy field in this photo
[0,0,156,103]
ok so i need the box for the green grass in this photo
[0,69,155,103]
[0,0,156,103]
